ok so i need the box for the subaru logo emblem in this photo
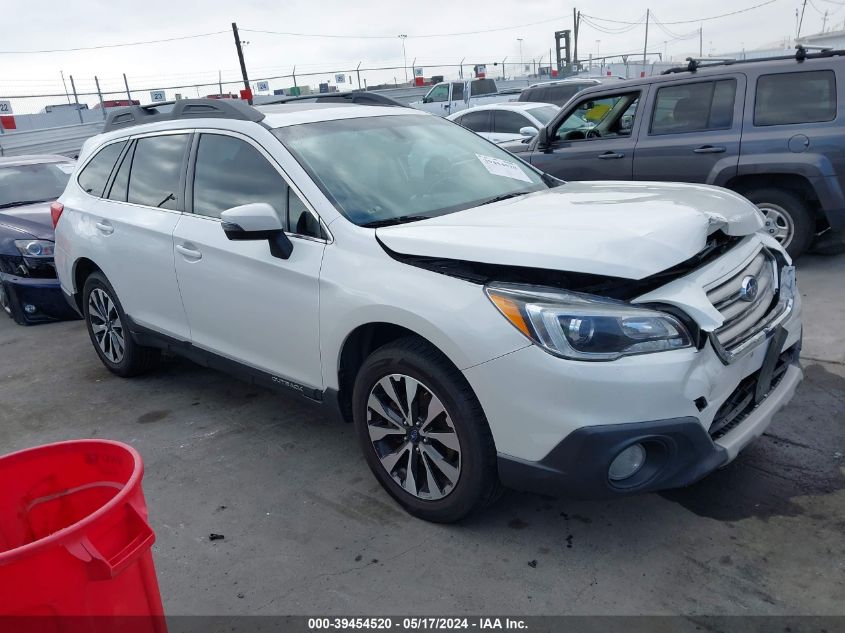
[739,275,759,302]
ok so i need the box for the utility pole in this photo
[823,9,829,32]
[60,71,70,104]
[517,38,524,75]
[218,70,223,95]
[398,35,408,84]
[231,22,252,104]
[643,8,650,75]
[357,62,362,90]
[459,57,465,79]
[123,73,132,102]
[699,26,703,57]
[573,8,580,70]
[292,66,297,90]
[798,0,808,38]
[502,57,507,80]
[549,48,553,75]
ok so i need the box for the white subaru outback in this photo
[54,99,803,522]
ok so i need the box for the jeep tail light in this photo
[50,202,64,229]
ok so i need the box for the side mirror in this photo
[422,97,432,104]
[536,126,550,149]
[519,126,538,137]
[220,202,293,260]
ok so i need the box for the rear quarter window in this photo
[77,141,126,197]
[754,70,837,126]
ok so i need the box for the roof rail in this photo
[661,47,845,75]
[103,98,265,133]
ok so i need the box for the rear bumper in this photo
[0,273,79,324]
[497,344,803,498]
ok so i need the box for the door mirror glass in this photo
[519,126,538,137]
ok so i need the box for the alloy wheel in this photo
[758,203,794,248]
[88,288,125,364]
[366,373,462,500]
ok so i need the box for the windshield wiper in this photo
[360,215,432,228]
[0,199,54,209]
[477,191,530,207]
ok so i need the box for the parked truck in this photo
[410,78,515,116]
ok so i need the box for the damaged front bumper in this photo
[0,272,80,325]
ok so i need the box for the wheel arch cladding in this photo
[336,323,458,424]
[72,258,102,311]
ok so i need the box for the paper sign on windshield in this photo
[475,154,533,183]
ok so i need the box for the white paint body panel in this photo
[377,181,765,280]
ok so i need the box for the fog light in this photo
[608,443,646,481]
[24,304,37,314]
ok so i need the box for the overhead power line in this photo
[241,16,573,40]
[0,30,229,55]
[582,0,781,26]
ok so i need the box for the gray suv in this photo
[505,49,845,257]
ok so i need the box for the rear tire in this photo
[352,336,501,523]
[744,187,815,258]
[82,272,160,377]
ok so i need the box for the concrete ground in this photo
[0,255,843,616]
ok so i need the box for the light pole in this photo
[517,38,524,75]
[398,34,408,84]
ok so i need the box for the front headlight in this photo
[485,283,693,361]
[14,240,55,258]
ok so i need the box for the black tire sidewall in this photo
[82,272,138,375]
[745,187,815,258]
[352,341,496,523]
[0,280,27,325]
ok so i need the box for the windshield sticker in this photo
[475,154,533,183]
[55,163,76,174]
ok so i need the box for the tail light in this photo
[50,202,64,229]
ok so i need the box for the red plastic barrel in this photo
[0,440,166,632]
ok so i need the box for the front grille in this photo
[709,344,797,439]
[707,249,779,351]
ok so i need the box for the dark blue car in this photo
[0,155,80,325]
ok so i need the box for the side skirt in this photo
[124,315,346,422]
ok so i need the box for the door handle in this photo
[693,145,726,154]
[176,244,202,260]
[94,221,114,235]
[597,151,624,160]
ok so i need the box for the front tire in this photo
[352,337,501,523]
[82,272,160,377]
[745,187,815,258]
[0,281,27,325]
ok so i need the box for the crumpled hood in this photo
[377,181,764,280]
[0,202,55,241]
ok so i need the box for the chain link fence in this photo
[0,61,550,131]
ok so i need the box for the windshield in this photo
[273,114,550,226]
[526,105,559,125]
[0,162,73,208]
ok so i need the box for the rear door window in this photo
[127,134,190,210]
[493,110,531,134]
[754,70,836,126]
[451,83,465,101]
[77,141,126,197]
[650,79,737,134]
[107,141,135,202]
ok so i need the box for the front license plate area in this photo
[754,326,789,404]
